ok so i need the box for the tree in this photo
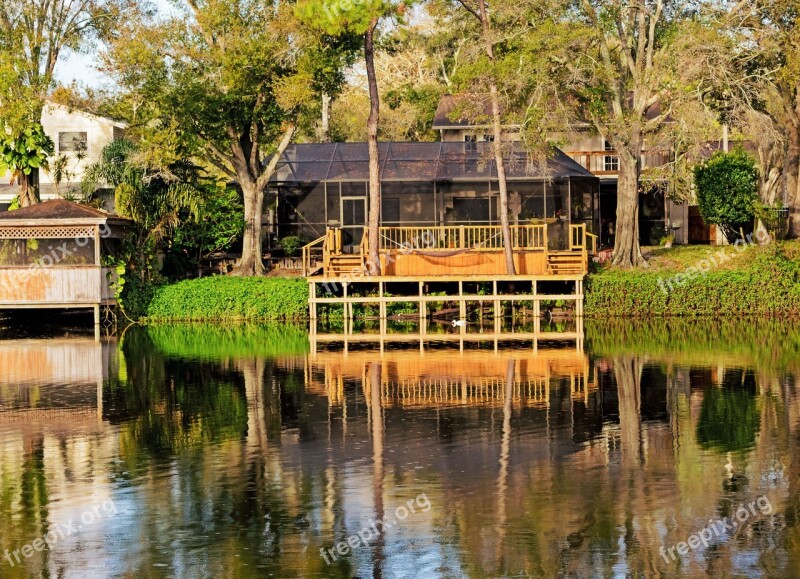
[693,149,759,243]
[0,123,54,207]
[103,0,341,276]
[737,0,800,236]
[519,0,728,267]
[0,0,138,204]
[297,0,407,275]
[450,0,516,273]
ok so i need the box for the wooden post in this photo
[458,281,466,321]
[94,225,101,266]
[379,281,386,320]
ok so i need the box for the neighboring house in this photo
[432,95,700,246]
[269,141,600,253]
[0,102,127,211]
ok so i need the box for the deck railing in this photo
[377,224,548,252]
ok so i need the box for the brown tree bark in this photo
[228,124,295,277]
[478,0,515,274]
[786,129,800,237]
[365,20,381,276]
[17,172,38,207]
[233,181,267,277]
[612,142,648,268]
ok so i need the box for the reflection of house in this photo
[0,102,127,211]
[432,95,678,246]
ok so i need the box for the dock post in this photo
[458,281,466,322]
[418,281,426,333]
[379,281,386,320]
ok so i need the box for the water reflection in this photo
[0,320,796,577]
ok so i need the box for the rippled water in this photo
[0,319,798,578]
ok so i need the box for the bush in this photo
[585,243,800,317]
[693,149,759,243]
[145,276,309,321]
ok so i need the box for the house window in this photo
[58,132,88,153]
[483,135,494,142]
[603,140,619,172]
[464,134,477,151]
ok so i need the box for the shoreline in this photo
[129,241,800,322]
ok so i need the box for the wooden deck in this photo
[304,224,596,323]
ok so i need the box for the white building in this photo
[0,102,127,210]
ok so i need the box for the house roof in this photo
[0,200,131,226]
[271,141,596,183]
[44,101,129,129]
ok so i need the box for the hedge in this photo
[585,243,800,317]
[144,276,309,321]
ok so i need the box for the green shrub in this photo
[585,243,800,317]
[145,276,309,321]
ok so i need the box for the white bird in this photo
[452,319,467,327]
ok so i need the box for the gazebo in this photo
[0,200,131,322]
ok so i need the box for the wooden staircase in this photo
[547,251,586,275]
[327,254,365,276]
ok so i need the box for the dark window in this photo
[603,140,619,172]
[58,132,88,153]
[381,198,400,223]
[483,134,495,142]
[464,134,477,152]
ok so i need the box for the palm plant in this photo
[85,139,203,277]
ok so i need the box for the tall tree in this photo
[525,0,724,266]
[742,0,800,236]
[0,0,137,205]
[104,0,344,276]
[297,0,407,275]
[451,0,515,273]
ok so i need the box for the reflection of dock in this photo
[306,347,595,408]
[310,317,584,354]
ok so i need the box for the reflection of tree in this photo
[108,328,248,463]
[697,370,760,453]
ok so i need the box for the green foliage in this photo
[145,324,310,360]
[585,242,800,317]
[145,276,309,321]
[693,149,759,243]
[85,138,205,277]
[0,123,54,176]
[278,235,305,257]
[119,272,158,321]
[696,378,760,454]
[166,186,245,278]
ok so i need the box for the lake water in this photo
[0,319,797,578]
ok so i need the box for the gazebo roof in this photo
[0,200,131,226]
[0,200,131,240]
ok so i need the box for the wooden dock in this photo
[304,224,596,325]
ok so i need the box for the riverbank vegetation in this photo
[143,277,308,322]
[585,241,800,317]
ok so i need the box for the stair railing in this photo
[301,234,327,277]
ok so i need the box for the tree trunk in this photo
[786,129,800,238]
[479,0,515,275]
[612,146,647,267]
[232,182,266,276]
[365,21,381,276]
[18,172,38,207]
[320,93,331,143]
